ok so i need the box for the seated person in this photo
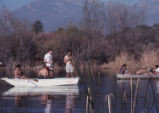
[120,64,129,74]
[136,69,147,75]
[38,65,49,79]
[153,65,159,74]
[14,64,27,79]
[148,68,154,74]
[137,67,155,75]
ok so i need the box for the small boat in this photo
[0,77,80,87]
[3,86,79,96]
[117,74,159,80]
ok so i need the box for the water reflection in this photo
[13,93,78,113]
[3,86,79,96]
[2,86,80,113]
[3,69,159,113]
[15,95,24,107]
[14,94,53,113]
[65,95,76,113]
[40,94,53,113]
[116,79,159,113]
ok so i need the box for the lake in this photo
[0,69,159,113]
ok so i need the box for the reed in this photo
[130,78,133,113]
[86,96,89,113]
[150,79,159,113]
[132,78,140,113]
[105,93,113,113]
[143,79,151,112]
[101,49,159,73]
[140,50,159,68]
[122,91,127,103]
[101,52,138,73]
[70,57,95,113]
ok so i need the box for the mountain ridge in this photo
[12,0,159,32]
[13,0,85,32]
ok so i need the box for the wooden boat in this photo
[0,77,80,87]
[2,86,79,96]
[117,74,159,80]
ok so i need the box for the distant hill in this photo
[135,0,159,25]
[12,0,159,32]
[13,0,85,32]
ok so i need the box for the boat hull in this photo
[3,86,79,96]
[1,77,80,87]
[117,74,159,80]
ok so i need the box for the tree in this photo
[32,20,43,34]
[105,2,145,33]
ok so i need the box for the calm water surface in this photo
[0,69,159,113]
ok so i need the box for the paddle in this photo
[21,72,38,82]
[70,56,95,113]
[27,79,38,87]
[32,79,38,82]
[25,78,38,82]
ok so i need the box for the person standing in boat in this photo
[44,48,54,78]
[64,50,74,78]
[14,64,28,79]
[120,64,129,74]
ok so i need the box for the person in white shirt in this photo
[155,65,159,74]
[44,48,53,78]
[64,50,74,78]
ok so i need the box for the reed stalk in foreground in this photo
[132,78,140,113]
[105,93,113,113]
[86,96,89,113]
[70,57,95,113]
[143,78,151,113]
[123,91,127,103]
[130,78,133,113]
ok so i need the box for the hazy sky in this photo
[0,0,34,10]
[0,0,139,10]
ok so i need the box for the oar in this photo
[27,79,38,87]
[32,79,38,82]
[22,72,38,82]
[70,56,88,91]
[70,56,95,113]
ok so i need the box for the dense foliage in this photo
[0,3,158,67]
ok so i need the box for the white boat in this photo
[3,86,79,96]
[0,77,80,87]
[117,74,159,80]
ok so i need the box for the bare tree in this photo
[81,0,145,34]
[105,2,145,33]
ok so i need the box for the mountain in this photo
[135,0,159,25]
[0,0,34,10]
[13,0,159,32]
[13,0,85,32]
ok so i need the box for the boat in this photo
[117,74,159,80]
[0,77,80,87]
[2,86,79,96]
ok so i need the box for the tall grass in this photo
[101,52,138,73]
[140,50,159,68]
[101,49,159,73]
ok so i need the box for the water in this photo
[0,70,159,113]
